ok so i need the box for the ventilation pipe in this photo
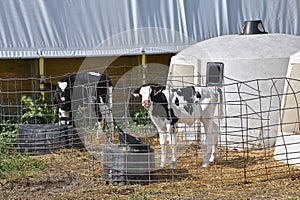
[240,20,268,35]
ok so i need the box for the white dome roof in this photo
[178,34,300,60]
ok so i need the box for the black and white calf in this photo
[54,72,114,140]
[133,84,223,169]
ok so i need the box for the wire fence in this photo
[1,72,300,187]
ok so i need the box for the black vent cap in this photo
[240,20,268,35]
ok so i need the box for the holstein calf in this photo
[54,72,115,140]
[133,84,223,169]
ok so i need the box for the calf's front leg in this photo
[201,118,219,168]
[96,103,114,142]
[158,130,167,168]
[167,123,177,169]
[58,108,71,125]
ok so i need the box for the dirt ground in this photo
[1,147,300,200]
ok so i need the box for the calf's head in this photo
[132,84,165,109]
[56,81,69,103]
[54,81,72,109]
[57,81,68,102]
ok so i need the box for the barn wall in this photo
[0,59,38,78]
[44,53,174,85]
[0,53,173,84]
[0,59,39,93]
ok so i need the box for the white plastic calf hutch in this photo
[274,51,300,168]
[167,33,300,149]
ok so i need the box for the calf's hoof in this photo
[202,162,209,168]
[170,162,176,170]
[209,156,215,163]
[160,162,166,168]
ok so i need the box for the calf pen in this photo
[1,74,300,186]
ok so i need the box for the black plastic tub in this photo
[103,144,155,186]
[18,124,71,155]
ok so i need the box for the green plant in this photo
[21,95,58,124]
[132,109,152,126]
[130,193,149,200]
[0,150,48,180]
[0,119,48,180]
[119,109,156,137]
[0,95,51,181]
[0,119,19,152]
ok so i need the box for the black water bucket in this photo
[103,144,155,186]
[18,124,71,155]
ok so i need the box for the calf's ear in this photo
[152,86,164,96]
[131,88,141,97]
[132,92,140,97]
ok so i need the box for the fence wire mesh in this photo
[1,73,300,189]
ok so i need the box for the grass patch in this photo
[0,150,48,181]
[130,193,149,200]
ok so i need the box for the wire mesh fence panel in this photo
[0,75,74,155]
[85,75,300,185]
[1,73,300,189]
